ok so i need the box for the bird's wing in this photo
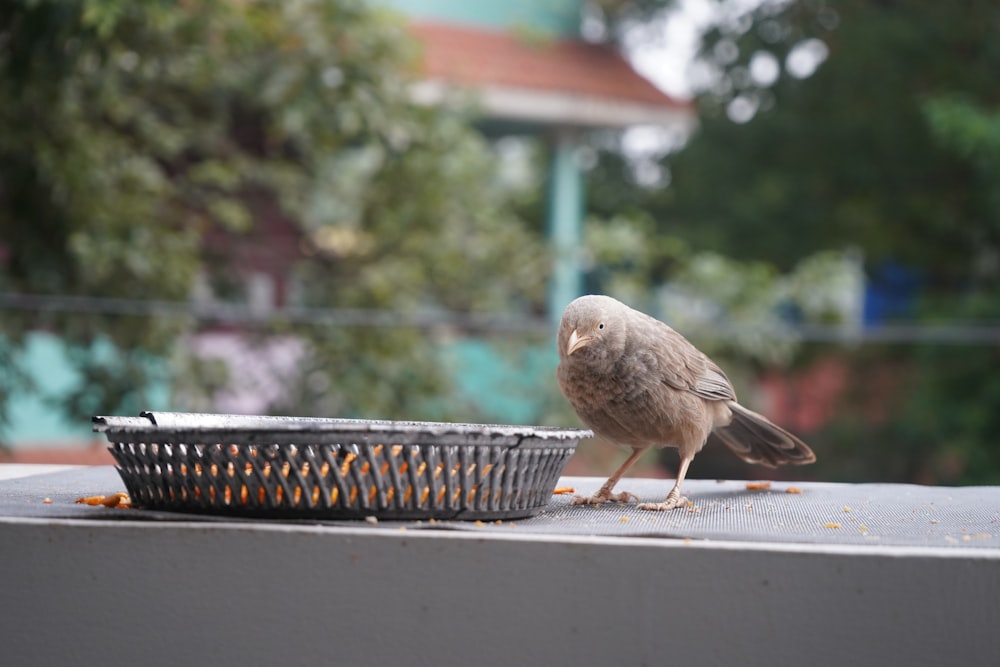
[693,361,737,401]
[642,317,737,402]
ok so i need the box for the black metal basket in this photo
[95,412,589,520]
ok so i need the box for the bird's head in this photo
[557,295,629,366]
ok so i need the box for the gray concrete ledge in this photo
[1,465,998,666]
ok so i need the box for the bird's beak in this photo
[566,329,592,356]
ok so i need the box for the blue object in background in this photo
[863,261,920,326]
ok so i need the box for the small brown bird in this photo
[557,295,815,511]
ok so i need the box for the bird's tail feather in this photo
[708,402,816,468]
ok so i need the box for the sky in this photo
[621,0,830,105]
[612,0,830,166]
[621,0,720,101]
[605,0,724,183]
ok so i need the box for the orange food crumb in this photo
[824,522,842,529]
[745,482,772,491]
[75,493,131,508]
[785,487,804,494]
[340,453,356,477]
[552,487,575,495]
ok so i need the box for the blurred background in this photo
[1,0,998,485]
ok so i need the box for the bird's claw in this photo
[637,494,689,511]
[571,490,638,506]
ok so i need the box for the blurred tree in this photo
[0,0,548,431]
[585,0,1000,483]
[898,99,1000,484]
[621,0,1000,293]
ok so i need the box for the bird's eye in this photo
[598,322,605,330]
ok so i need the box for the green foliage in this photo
[923,97,1000,162]
[585,0,1000,483]
[673,2,1000,483]
[0,0,549,428]
[607,0,1000,290]
[582,212,860,364]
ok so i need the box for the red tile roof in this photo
[409,22,689,110]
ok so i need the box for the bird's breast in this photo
[557,356,710,450]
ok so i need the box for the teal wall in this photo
[383,0,582,36]
[6,333,169,446]
[5,333,554,445]
[6,333,85,444]
[440,339,558,425]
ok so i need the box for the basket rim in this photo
[94,411,593,441]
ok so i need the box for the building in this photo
[393,0,694,318]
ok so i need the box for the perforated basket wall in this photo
[95,412,589,520]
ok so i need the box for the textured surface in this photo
[2,466,997,549]
[483,477,1000,548]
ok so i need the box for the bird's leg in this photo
[572,448,643,505]
[638,455,692,511]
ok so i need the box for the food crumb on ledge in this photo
[745,481,772,491]
[75,493,131,508]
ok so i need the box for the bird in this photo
[556,294,815,511]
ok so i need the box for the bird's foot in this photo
[637,493,689,512]
[571,489,638,506]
